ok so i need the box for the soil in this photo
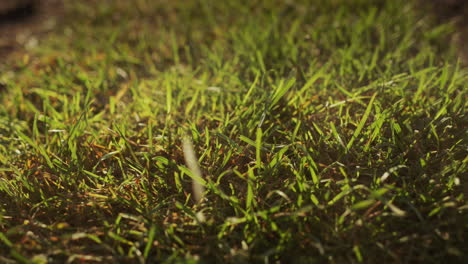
[428,0,468,64]
[0,0,63,59]
[0,0,36,14]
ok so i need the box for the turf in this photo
[0,0,467,263]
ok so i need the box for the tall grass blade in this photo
[346,93,377,151]
[182,135,205,204]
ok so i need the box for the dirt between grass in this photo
[0,0,63,59]
[428,0,468,64]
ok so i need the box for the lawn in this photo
[0,0,466,263]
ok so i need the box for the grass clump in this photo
[0,0,466,263]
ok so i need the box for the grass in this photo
[0,0,466,263]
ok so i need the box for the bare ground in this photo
[0,0,63,59]
[428,0,468,64]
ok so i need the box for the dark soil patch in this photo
[0,0,63,59]
[0,0,37,24]
[427,0,468,64]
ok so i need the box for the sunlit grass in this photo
[0,0,466,262]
